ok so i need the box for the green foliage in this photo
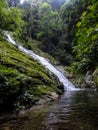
[37,2,63,57]
[73,1,98,72]
[39,2,52,14]
[0,0,5,9]
[0,0,23,32]
[59,0,98,73]
[1,7,23,31]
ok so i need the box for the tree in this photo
[0,0,23,31]
[20,0,40,40]
[8,0,20,7]
[73,1,98,72]
[37,3,62,53]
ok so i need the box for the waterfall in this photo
[6,34,79,91]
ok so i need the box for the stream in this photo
[0,89,98,130]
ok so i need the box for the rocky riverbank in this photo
[56,65,98,90]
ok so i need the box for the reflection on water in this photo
[0,89,98,130]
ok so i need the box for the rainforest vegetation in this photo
[0,0,98,112]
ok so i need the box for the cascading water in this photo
[6,33,78,91]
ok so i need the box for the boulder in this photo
[93,68,98,90]
[85,71,95,88]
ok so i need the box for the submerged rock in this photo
[35,92,59,105]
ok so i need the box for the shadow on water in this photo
[0,89,98,130]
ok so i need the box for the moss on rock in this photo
[0,39,62,112]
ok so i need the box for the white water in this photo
[6,34,78,91]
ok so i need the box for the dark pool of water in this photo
[0,89,98,130]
